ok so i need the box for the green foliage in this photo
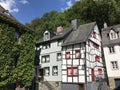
[26,0,120,37]
[0,22,35,89]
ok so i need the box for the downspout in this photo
[84,42,87,90]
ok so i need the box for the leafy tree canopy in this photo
[26,0,120,39]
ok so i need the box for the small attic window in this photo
[44,31,50,41]
[109,29,118,40]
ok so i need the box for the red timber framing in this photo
[91,68,96,82]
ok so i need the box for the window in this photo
[98,69,102,75]
[57,53,62,61]
[65,52,70,59]
[44,67,50,76]
[88,40,91,46]
[42,43,50,49]
[93,43,99,49]
[111,61,119,69]
[75,50,81,59]
[109,30,118,40]
[52,66,58,76]
[109,47,115,53]
[95,55,100,62]
[44,31,50,41]
[67,67,78,76]
[110,32,116,39]
[58,40,62,46]
[41,55,50,63]
[93,32,96,38]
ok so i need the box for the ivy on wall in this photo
[0,21,35,89]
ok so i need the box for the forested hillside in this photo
[26,0,120,39]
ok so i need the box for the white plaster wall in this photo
[103,45,120,77]
[40,41,62,81]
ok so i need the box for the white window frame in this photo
[44,67,50,76]
[41,55,50,63]
[52,66,58,76]
[109,47,115,53]
[111,61,119,70]
[109,30,118,40]
[57,53,62,61]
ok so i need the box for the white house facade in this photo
[36,19,108,90]
[36,26,72,90]
[61,21,106,90]
[102,25,120,90]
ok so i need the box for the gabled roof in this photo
[102,24,120,47]
[62,22,96,46]
[36,27,73,44]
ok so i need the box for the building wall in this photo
[103,45,120,90]
[40,40,62,81]
[103,45,120,77]
[62,43,86,83]
[62,25,105,84]
[86,25,104,82]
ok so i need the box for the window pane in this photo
[44,67,49,76]
[109,47,115,53]
[98,69,102,75]
[95,55,100,62]
[58,40,62,46]
[42,56,45,63]
[73,68,78,75]
[53,66,58,76]
[111,61,119,69]
[57,53,62,61]
[67,68,72,76]
[46,56,50,62]
[75,50,81,59]
[66,52,70,59]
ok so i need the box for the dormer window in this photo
[109,29,118,40]
[44,31,50,41]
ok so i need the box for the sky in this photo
[0,0,77,24]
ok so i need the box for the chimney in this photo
[57,25,63,33]
[71,19,80,30]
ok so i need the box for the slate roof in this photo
[62,22,96,46]
[36,27,73,44]
[102,24,120,47]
